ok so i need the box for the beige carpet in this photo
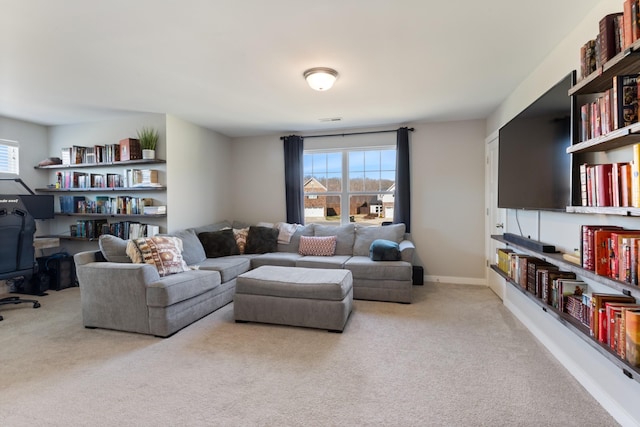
[0,283,618,426]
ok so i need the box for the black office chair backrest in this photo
[0,207,35,276]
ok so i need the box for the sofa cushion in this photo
[245,226,278,254]
[98,234,131,263]
[233,227,249,254]
[146,269,222,307]
[198,229,240,258]
[199,256,251,283]
[314,224,355,256]
[295,255,351,269]
[251,252,303,268]
[369,239,401,261]
[168,228,206,265]
[344,256,412,281]
[126,236,189,277]
[277,224,315,253]
[298,235,337,256]
[353,223,406,256]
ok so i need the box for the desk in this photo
[34,237,60,251]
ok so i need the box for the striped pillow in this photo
[298,235,337,256]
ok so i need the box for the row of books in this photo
[579,4,640,81]
[581,225,640,285]
[62,144,122,165]
[496,247,640,366]
[578,161,636,207]
[71,219,159,240]
[59,195,163,215]
[55,169,159,189]
[578,73,639,142]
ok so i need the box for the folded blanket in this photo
[276,222,299,244]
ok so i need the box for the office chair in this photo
[0,199,40,321]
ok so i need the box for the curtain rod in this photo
[280,127,414,140]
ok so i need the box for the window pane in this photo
[303,154,313,175]
[364,151,380,170]
[364,171,380,191]
[349,195,390,226]
[381,171,395,190]
[312,153,327,173]
[327,152,342,173]
[326,172,341,191]
[381,150,396,170]
[0,140,19,175]
[349,172,364,192]
[304,195,341,225]
[349,151,364,173]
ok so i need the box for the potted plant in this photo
[137,127,159,160]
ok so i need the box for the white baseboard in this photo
[424,275,486,286]
[504,286,640,427]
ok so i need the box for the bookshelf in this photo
[34,158,167,241]
[490,234,640,384]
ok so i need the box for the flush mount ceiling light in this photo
[303,67,338,91]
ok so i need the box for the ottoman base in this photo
[234,266,353,332]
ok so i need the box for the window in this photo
[303,148,396,225]
[0,139,19,175]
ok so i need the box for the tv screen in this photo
[498,71,576,210]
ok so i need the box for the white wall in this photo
[230,121,487,283]
[166,115,232,231]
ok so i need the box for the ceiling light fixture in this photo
[303,67,338,91]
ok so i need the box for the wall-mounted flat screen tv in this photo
[498,71,576,211]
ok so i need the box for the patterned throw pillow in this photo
[233,227,249,254]
[126,236,189,277]
[298,235,337,256]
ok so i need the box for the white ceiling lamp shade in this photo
[303,67,338,91]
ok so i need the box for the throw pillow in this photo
[298,235,337,256]
[198,229,240,258]
[369,239,401,261]
[98,234,132,263]
[245,226,278,254]
[233,227,249,254]
[126,236,189,277]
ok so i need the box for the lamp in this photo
[303,67,338,91]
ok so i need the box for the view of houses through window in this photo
[303,148,396,225]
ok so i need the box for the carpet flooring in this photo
[0,283,619,426]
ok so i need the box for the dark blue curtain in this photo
[283,135,304,224]
[393,127,411,232]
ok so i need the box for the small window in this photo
[0,139,19,175]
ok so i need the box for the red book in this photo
[620,162,632,206]
[624,0,635,49]
[593,229,622,276]
[599,13,623,65]
[594,163,613,206]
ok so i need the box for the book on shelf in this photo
[526,258,555,295]
[580,39,597,80]
[540,271,576,306]
[536,266,559,299]
[593,228,623,276]
[566,294,591,327]
[612,74,640,130]
[555,279,587,312]
[496,248,514,274]
[606,302,640,352]
[581,225,621,270]
[626,309,640,367]
[591,293,636,341]
[599,13,624,66]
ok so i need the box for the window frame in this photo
[0,139,19,175]
[303,146,396,225]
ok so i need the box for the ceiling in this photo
[1,0,603,138]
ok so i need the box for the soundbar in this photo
[503,233,556,253]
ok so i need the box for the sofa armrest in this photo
[399,240,415,263]
[75,260,161,334]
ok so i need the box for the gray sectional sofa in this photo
[74,221,415,337]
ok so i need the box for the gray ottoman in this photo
[234,266,353,332]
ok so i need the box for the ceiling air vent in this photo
[319,117,342,122]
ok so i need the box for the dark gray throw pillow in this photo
[369,239,401,261]
[198,229,240,258]
[245,226,278,254]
